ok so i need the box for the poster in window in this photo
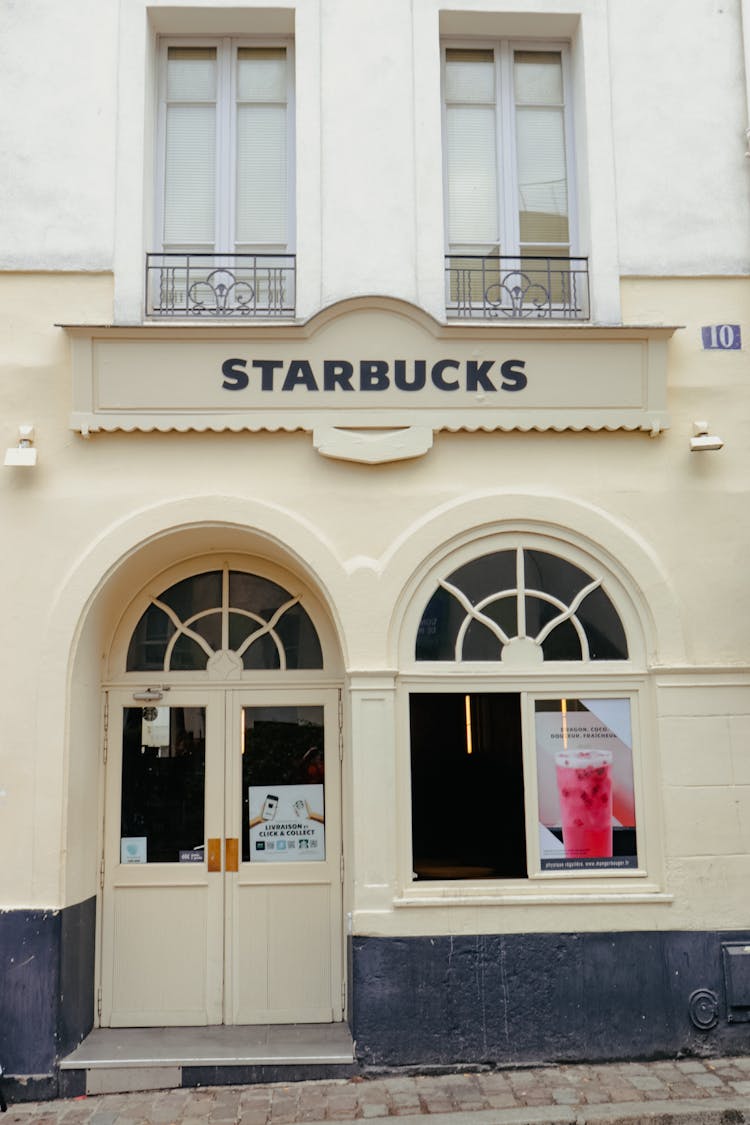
[248,784,325,862]
[535,698,637,871]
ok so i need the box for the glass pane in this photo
[120,706,206,863]
[160,572,222,619]
[236,104,288,245]
[526,597,583,660]
[240,633,281,670]
[275,607,324,668]
[167,47,217,101]
[576,587,629,660]
[170,634,210,671]
[514,50,563,104]
[416,552,517,661]
[229,572,323,669]
[445,49,495,102]
[237,47,287,101]
[516,106,568,244]
[229,571,290,615]
[163,104,216,244]
[410,693,526,879]
[127,607,175,671]
[416,587,462,661]
[448,551,517,603]
[462,597,517,659]
[524,551,628,660]
[187,611,222,652]
[524,550,591,605]
[446,105,498,245]
[535,697,637,871]
[242,706,325,863]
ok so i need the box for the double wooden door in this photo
[100,688,342,1026]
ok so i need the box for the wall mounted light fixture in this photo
[4,425,37,467]
[690,421,724,452]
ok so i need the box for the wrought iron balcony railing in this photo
[145,253,296,318]
[445,254,590,320]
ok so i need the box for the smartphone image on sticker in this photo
[261,794,279,821]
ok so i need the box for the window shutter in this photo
[235,48,288,247]
[163,48,217,247]
[514,52,569,249]
[444,49,499,251]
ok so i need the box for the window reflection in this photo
[241,706,325,863]
[120,706,206,863]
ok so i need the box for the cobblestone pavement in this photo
[4,1057,750,1125]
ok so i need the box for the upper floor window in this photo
[442,42,588,320]
[148,38,295,318]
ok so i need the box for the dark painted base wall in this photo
[351,931,750,1068]
[3,915,750,1099]
[0,898,95,1096]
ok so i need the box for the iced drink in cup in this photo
[554,749,613,859]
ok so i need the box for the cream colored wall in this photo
[1,273,748,941]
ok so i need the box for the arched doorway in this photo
[100,556,344,1027]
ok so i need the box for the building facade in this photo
[1,0,750,1101]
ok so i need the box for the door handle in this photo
[207,838,222,872]
[225,838,239,872]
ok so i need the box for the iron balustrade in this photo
[145,253,296,318]
[445,254,590,320]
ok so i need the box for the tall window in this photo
[410,546,641,882]
[443,42,585,318]
[149,39,295,317]
[158,39,293,254]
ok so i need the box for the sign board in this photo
[66,299,675,450]
[535,698,637,872]
[701,325,741,351]
[248,784,325,862]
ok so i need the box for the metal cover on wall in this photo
[722,942,750,1022]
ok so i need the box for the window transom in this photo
[416,547,628,663]
[127,567,323,674]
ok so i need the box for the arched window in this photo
[416,547,628,663]
[126,568,323,674]
[407,540,643,886]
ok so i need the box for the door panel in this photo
[225,691,342,1024]
[101,688,342,1027]
[101,693,225,1026]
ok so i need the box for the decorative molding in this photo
[64,297,677,443]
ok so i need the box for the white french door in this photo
[100,687,342,1027]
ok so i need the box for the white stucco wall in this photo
[2,0,748,295]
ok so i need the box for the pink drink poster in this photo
[535,698,637,871]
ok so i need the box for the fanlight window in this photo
[416,548,627,663]
[127,569,323,673]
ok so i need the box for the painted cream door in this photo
[100,688,342,1027]
[225,690,342,1024]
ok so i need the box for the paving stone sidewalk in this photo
[4,1056,750,1125]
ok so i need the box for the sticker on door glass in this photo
[535,698,638,871]
[248,785,325,862]
[120,836,147,864]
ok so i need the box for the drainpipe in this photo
[741,0,750,154]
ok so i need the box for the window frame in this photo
[440,37,579,262]
[397,534,665,901]
[154,35,296,256]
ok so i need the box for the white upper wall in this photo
[0,0,748,285]
[610,0,750,276]
[0,0,118,270]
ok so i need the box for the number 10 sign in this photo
[702,324,741,350]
